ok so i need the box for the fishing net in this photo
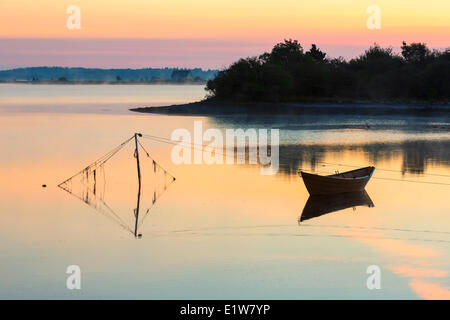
[58,135,175,236]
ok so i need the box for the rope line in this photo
[160,231,450,244]
[138,138,176,180]
[58,135,134,187]
[169,223,450,236]
[141,134,255,162]
[141,134,450,186]
[142,133,450,177]
[317,161,450,178]
[298,168,450,186]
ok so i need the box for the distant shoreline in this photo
[130,100,450,115]
[0,80,207,85]
[0,67,218,84]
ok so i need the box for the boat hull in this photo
[300,167,375,195]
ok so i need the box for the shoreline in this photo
[130,100,450,116]
[0,81,207,85]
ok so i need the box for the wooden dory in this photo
[299,166,375,195]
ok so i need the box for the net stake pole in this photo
[134,133,142,238]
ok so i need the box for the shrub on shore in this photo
[206,40,450,103]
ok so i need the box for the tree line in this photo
[206,40,449,103]
[0,67,218,82]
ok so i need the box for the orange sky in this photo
[0,0,448,68]
[1,0,448,43]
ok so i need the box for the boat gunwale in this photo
[299,166,375,181]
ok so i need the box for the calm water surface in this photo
[0,84,449,299]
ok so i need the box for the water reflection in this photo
[1,86,449,299]
[208,114,450,177]
[57,136,176,238]
[277,140,450,176]
[299,190,374,223]
[58,170,175,238]
[58,178,152,238]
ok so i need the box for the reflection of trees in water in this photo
[277,140,450,176]
[278,144,326,176]
[399,140,450,175]
[208,114,450,176]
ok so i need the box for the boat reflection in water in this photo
[299,190,374,222]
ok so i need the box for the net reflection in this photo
[58,135,176,238]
